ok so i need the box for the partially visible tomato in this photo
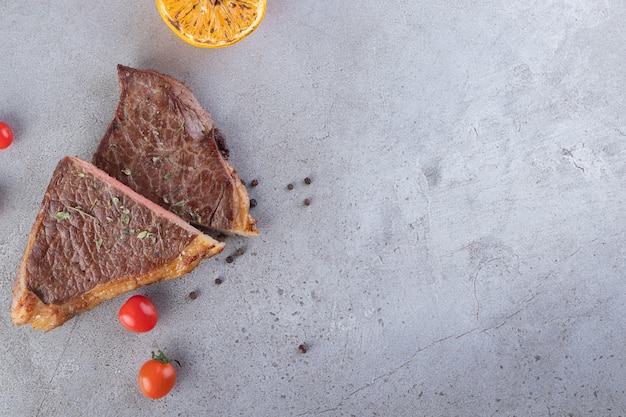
[118,295,158,332]
[138,350,177,399]
[0,121,13,149]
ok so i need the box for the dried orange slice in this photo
[156,0,266,48]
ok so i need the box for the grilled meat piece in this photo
[11,156,224,331]
[93,65,258,236]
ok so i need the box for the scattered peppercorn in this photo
[250,179,259,187]
[304,177,312,185]
[250,199,257,208]
[287,183,294,190]
[237,248,245,256]
[298,344,308,354]
[303,198,311,206]
[225,256,234,264]
[214,278,223,285]
[188,291,198,300]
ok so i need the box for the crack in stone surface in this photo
[35,320,78,417]
[295,285,546,417]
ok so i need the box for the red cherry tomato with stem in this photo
[138,350,177,399]
[118,295,158,332]
[0,121,13,149]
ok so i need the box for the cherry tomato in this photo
[118,295,158,332]
[138,350,177,399]
[0,121,13,149]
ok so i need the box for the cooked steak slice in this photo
[92,65,258,236]
[11,156,224,331]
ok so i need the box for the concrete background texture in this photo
[0,1,625,416]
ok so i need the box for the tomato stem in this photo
[152,350,170,364]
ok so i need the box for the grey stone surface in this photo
[1,1,625,416]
